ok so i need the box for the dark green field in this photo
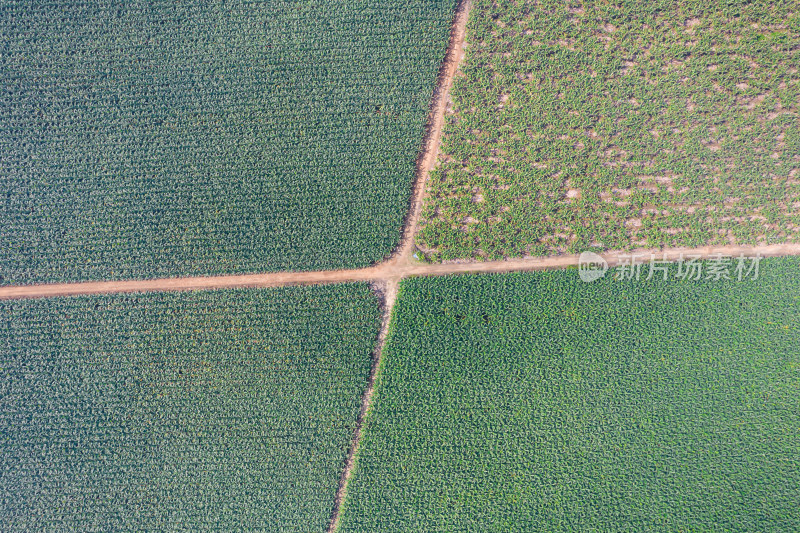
[340,258,800,531]
[419,0,800,261]
[0,284,380,531]
[0,0,455,284]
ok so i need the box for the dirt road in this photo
[393,0,470,263]
[3,243,799,300]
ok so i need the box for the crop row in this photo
[0,0,456,284]
[418,0,800,261]
[0,283,381,532]
[340,258,800,531]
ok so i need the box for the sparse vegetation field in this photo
[419,0,800,261]
[340,258,800,531]
[1,0,455,284]
[0,284,380,532]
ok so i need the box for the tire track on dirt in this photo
[392,0,471,264]
[326,279,397,533]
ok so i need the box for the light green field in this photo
[340,258,800,531]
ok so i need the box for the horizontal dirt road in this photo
[2,243,799,300]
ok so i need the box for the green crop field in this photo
[0,284,380,531]
[418,0,800,261]
[339,258,800,531]
[0,0,455,285]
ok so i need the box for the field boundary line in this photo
[3,244,800,300]
[327,279,398,533]
[327,3,470,530]
[392,0,472,264]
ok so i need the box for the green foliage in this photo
[0,284,381,531]
[418,0,800,261]
[0,0,456,284]
[340,258,800,531]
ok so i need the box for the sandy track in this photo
[402,244,800,277]
[393,0,471,262]
[326,278,397,533]
[0,267,378,300]
[3,243,800,300]
[325,4,470,529]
